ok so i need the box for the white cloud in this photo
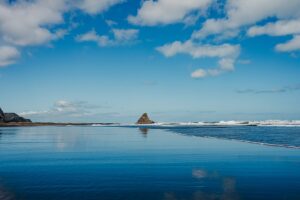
[193,0,300,39]
[218,58,235,71]
[0,46,20,67]
[247,18,300,52]
[105,19,117,27]
[76,0,125,15]
[248,19,300,37]
[156,40,240,59]
[112,29,139,41]
[191,68,225,78]
[191,69,207,78]
[128,0,212,26]
[190,0,300,55]
[0,0,66,46]
[76,28,139,46]
[76,30,113,46]
[0,0,125,67]
[0,0,123,46]
[157,40,240,78]
[276,35,300,52]
[20,100,99,117]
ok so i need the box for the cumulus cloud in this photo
[247,19,300,37]
[112,28,139,41]
[76,28,139,46]
[76,0,125,15]
[275,35,300,52]
[191,69,207,78]
[191,68,226,78]
[218,58,235,71]
[156,40,240,58]
[128,0,212,26]
[20,100,100,117]
[190,0,300,53]
[0,0,124,45]
[147,0,300,78]
[247,19,300,51]
[157,40,240,78]
[193,0,300,39]
[76,30,112,46]
[0,1,66,46]
[0,46,20,67]
[0,0,125,67]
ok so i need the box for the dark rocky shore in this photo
[0,107,31,123]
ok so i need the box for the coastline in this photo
[0,122,116,127]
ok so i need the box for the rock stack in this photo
[0,107,31,123]
[136,113,154,124]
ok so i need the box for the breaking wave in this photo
[92,120,300,127]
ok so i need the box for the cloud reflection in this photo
[164,169,239,200]
[192,169,207,179]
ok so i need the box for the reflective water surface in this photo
[0,126,299,200]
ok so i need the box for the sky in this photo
[0,0,300,123]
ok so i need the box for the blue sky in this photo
[0,0,300,122]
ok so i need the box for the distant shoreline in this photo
[0,122,116,127]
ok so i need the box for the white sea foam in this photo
[249,120,300,127]
[91,124,106,127]
[98,120,300,127]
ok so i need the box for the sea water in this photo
[0,126,299,200]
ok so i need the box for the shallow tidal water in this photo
[0,126,299,200]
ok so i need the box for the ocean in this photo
[0,125,299,200]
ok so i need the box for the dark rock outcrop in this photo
[0,108,31,123]
[0,108,4,122]
[136,113,154,124]
[4,113,31,123]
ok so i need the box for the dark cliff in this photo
[0,108,31,123]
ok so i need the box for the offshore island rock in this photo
[136,113,155,124]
